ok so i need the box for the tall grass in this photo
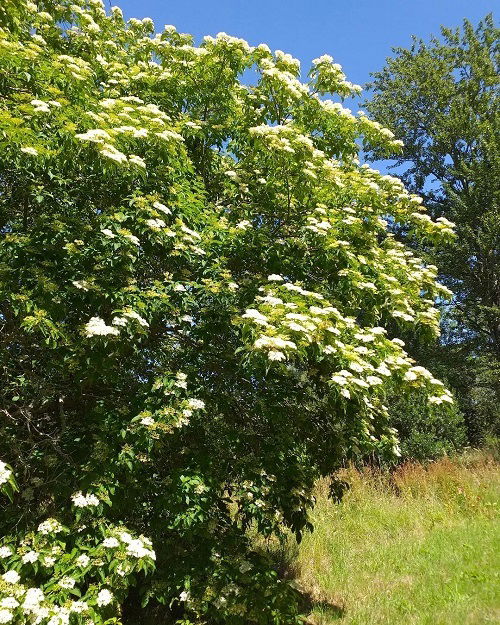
[290,451,500,624]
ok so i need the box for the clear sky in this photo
[116,0,495,94]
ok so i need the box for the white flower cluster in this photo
[30,99,60,114]
[112,309,149,328]
[84,316,119,337]
[37,519,63,535]
[240,279,452,407]
[20,146,38,156]
[0,462,12,487]
[202,32,253,54]
[0,515,156,624]
[97,588,113,606]
[0,547,12,559]
[73,94,184,171]
[56,54,92,81]
[100,531,156,561]
[71,491,100,507]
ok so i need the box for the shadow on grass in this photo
[264,538,346,622]
[302,596,345,623]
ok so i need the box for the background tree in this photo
[0,1,455,623]
[365,15,500,443]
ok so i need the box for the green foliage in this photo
[387,388,466,462]
[0,1,457,622]
[365,15,500,443]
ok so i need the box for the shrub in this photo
[0,1,456,622]
[388,388,466,462]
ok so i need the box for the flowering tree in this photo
[0,1,455,622]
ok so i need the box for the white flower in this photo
[267,274,283,281]
[236,220,251,230]
[376,364,391,377]
[59,577,76,589]
[123,233,140,245]
[173,284,186,292]
[260,295,283,306]
[179,590,190,602]
[156,129,184,142]
[153,201,171,215]
[0,546,12,558]
[348,362,365,374]
[76,554,90,567]
[118,531,133,544]
[0,610,12,623]
[2,571,19,584]
[71,491,100,507]
[268,350,286,361]
[242,309,268,326]
[392,311,414,322]
[70,601,88,613]
[84,317,119,337]
[100,146,127,164]
[72,280,90,291]
[123,310,149,327]
[186,399,205,410]
[22,551,39,564]
[22,588,44,611]
[351,378,369,388]
[404,370,418,381]
[180,224,201,240]
[140,416,155,426]
[146,218,166,230]
[125,539,151,558]
[20,146,39,156]
[34,606,50,621]
[0,599,18,609]
[101,228,115,238]
[0,461,12,486]
[102,537,119,548]
[254,336,296,350]
[96,589,113,606]
[76,129,111,143]
[43,556,56,567]
[38,518,63,534]
[31,99,51,113]
[116,563,129,576]
[428,396,443,404]
[331,374,348,386]
[129,154,146,168]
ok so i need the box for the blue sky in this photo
[116,0,495,94]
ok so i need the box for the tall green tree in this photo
[0,1,455,623]
[365,15,500,441]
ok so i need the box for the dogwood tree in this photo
[0,1,455,622]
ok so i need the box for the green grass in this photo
[291,452,500,625]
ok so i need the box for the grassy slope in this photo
[293,453,500,625]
